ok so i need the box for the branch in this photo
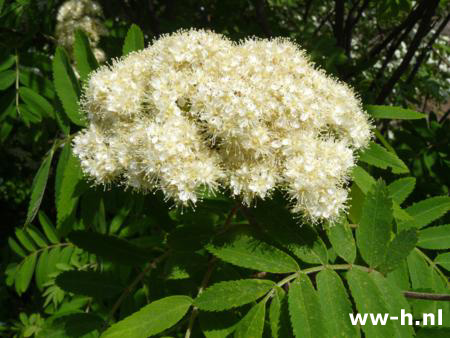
[375,0,440,103]
[369,9,421,90]
[333,0,345,49]
[345,0,426,78]
[407,13,450,83]
[344,0,370,55]
[184,205,239,338]
[106,251,171,323]
[303,0,314,26]
[253,0,272,37]
[403,291,450,301]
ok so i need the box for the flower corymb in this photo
[73,29,372,222]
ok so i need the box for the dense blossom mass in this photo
[73,30,372,222]
[55,0,107,62]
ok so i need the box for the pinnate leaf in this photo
[16,253,37,293]
[388,177,416,204]
[69,230,152,266]
[356,180,393,268]
[206,229,299,273]
[346,269,396,338]
[417,224,450,250]
[400,196,450,229]
[365,105,426,120]
[288,274,327,338]
[194,279,274,311]
[359,142,409,174]
[53,47,84,126]
[102,296,192,338]
[316,270,359,338]
[74,29,99,81]
[327,218,356,264]
[122,24,145,56]
[234,300,266,338]
[379,229,418,273]
[19,87,54,118]
[435,253,450,271]
[56,271,122,298]
[25,147,55,226]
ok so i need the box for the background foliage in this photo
[0,0,449,337]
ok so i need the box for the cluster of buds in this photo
[55,0,107,62]
[73,30,372,222]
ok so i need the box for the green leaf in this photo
[56,271,122,298]
[435,253,450,271]
[234,300,267,338]
[8,237,27,258]
[288,274,327,338]
[199,311,239,338]
[359,142,409,174]
[52,47,84,126]
[0,54,14,72]
[69,231,152,266]
[254,198,328,264]
[0,70,15,90]
[35,249,49,290]
[194,279,275,311]
[25,147,55,226]
[206,229,299,273]
[356,180,393,268]
[388,177,416,204]
[326,218,356,264]
[406,250,448,317]
[55,271,123,298]
[38,211,60,244]
[365,105,426,120]
[386,261,410,291]
[269,287,290,338]
[417,225,450,250]
[416,328,450,338]
[399,196,450,229]
[122,24,145,56]
[102,296,192,338]
[74,29,99,81]
[348,183,365,223]
[19,87,54,118]
[38,313,103,338]
[316,270,359,338]
[369,271,414,338]
[26,225,49,248]
[352,166,376,194]
[379,229,418,273]
[16,252,37,293]
[15,228,37,252]
[56,145,83,230]
[346,269,396,337]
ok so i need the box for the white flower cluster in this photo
[55,0,107,62]
[73,30,372,222]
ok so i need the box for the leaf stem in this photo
[15,50,21,117]
[185,205,239,338]
[106,251,171,324]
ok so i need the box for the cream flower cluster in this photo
[73,30,372,222]
[55,0,107,62]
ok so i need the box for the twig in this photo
[106,251,171,323]
[376,0,439,103]
[407,13,450,83]
[403,291,450,301]
[184,205,239,338]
